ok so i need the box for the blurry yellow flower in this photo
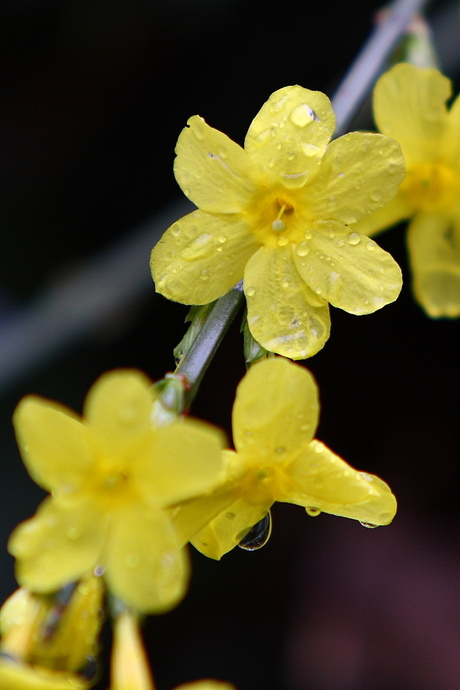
[354,63,460,317]
[151,85,404,359]
[0,578,102,676]
[0,658,88,690]
[173,358,397,559]
[8,370,224,613]
[110,610,235,690]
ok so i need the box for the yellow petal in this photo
[232,358,319,457]
[9,496,107,592]
[293,222,402,314]
[13,397,93,493]
[245,85,335,187]
[105,503,189,613]
[443,93,460,171]
[174,115,257,213]
[0,659,87,690]
[351,193,413,238]
[191,497,270,560]
[306,132,405,224]
[286,440,397,525]
[407,212,460,317]
[135,418,225,505]
[151,209,259,305]
[83,369,153,457]
[373,63,451,165]
[244,246,331,359]
[111,611,154,690]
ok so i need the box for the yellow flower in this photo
[0,659,88,690]
[353,63,460,317]
[109,610,235,690]
[8,370,225,613]
[173,358,397,560]
[151,85,404,359]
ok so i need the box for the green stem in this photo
[167,0,431,409]
[174,282,244,409]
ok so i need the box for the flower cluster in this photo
[151,85,405,359]
[354,63,460,317]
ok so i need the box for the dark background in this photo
[0,1,459,689]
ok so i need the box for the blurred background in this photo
[0,1,459,688]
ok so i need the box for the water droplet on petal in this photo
[239,513,272,551]
[347,232,361,246]
[200,269,209,281]
[306,506,321,517]
[171,224,181,238]
[78,657,99,682]
[366,240,376,251]
[281,279,289,289]
[289,104,319,127]
[277,236,289,247]
[94,565,105,577]
[218,234,227,244]
[184,188,191,197]
[370,191,382,202]
[296,242,310,257]
[315,286,323,295]
[246,286,255,297]
[359,521,378,529]
[305,230,312,240]
[336,238,345,247]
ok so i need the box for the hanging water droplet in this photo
[306,506,321,517]
[347,232,361,246]
[78,657,99,682]
[359,521,378,529]
[239,512,272,551]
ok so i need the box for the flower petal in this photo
[286,440,397,525]
[293,222,402,314]
[443,93,460,171]
[84,369,154,457]
[351,193,413,238]
[407,212,460,317]
[232,358,319,457]
[105,503,189,613]
[245,85,335,188]
[374,63,451,165]
[176,681,236,690]
[135,418,225,505]
[191,497,270,560]
[174,115,257,213]
[306,132,405,224]
[244,246,331,359]
[9,496,107,592]
[151,210,260,304]
[13,397,93,494]
[0,659,87,690]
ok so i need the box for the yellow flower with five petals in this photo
[354,63,460,317]
[151,85,405,359]
[8,370,224,614]
[172,358,397,560]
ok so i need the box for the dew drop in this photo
[277,236,289,247]
[296,242,310,257]
[328,228,335,239]
[200,269,209,281]
[289,104,319,127]
[94,565,105,577]
[370,191,382,203]
[125,554,140,569]
[171,224,181,238]
[217,146,227,158]
[184,188,191,197]
[287,151,295,161]
[239,512,272,551]
[347,232,361,246]
[218,234,227,244]
[78,657,99,682]
[246,286,255,297]
[360,140,370,152]
[315,286,323,295]
[305,230,312,240]
[268,158,276,168]
[359,521,378,529]
[66,526,81,541]
[306,506,321,517]
[225,512,236,520]
[270,95,288,114]
[300,142,322,157]
[336,238,345,247]
[281,279,289,289]
[366,240,376,251]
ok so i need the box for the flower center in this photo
[271,197,294,232]
[400,163,460,213]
